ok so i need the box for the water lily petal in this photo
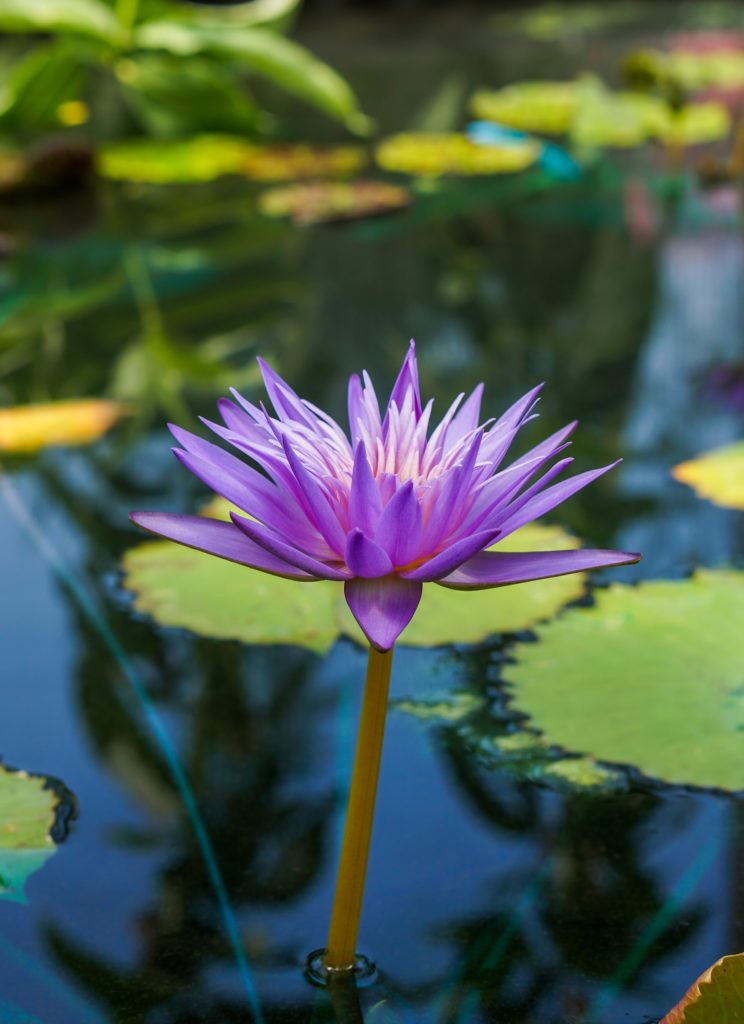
[281,436,347,555]
[130,512,316,579]
[344,576,423,650]
[345,528,394,578]
[231,513,349,580]
[375,480,423,566]
[437,547,641,590]
[399,528,501,581]
[385,339,421,428]
[348,443,383,536]
[496,461,619,538]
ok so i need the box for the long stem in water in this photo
[325,645,394,971]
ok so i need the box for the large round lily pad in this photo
[673,441,744,509]
[505,570,744,792]
[123,519,590,651]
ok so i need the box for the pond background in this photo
[2,3,744,1022]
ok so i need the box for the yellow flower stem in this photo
[325,645,394,972]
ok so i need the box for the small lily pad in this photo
[100,137,367,184]
[375,131,540,177]
[240,143,366,181]
[661,953,744,1023]
[257,180,411,225]
[673,441,744,509]
[0,399,128,454]
[505,570,744,792]
[0,763,71,903]
[124,518,590,650]
[470,83,579,135]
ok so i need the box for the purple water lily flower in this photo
[131,342,640,651]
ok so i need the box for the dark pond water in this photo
[3,6,744,1023]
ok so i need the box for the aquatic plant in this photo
[131,342,639,972]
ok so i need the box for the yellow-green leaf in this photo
[375,132,539,177]
[661,953,744,1023]
[673,440,744,508]
[0,399,128,454]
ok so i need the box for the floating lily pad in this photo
[0,399,128,454]
[506,570,744,792]
[394,697,625,792]
[470,83,579,135]
[240,143,366,181]
[661,953,744,1023]
[257,180,411,225]
[673,441,744,509]
[0,763,70,903]
[375,131,539,177]
[470,79,730,148]
[99,136,250,183]
[99,137,367,184]
[626,46,744,93]
[122,542,339,653]
[336,524,589,645]
[124,513,590,650]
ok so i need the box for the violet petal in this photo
[130,512,315,580]
[344,576,423,650]
[399,528,501,582]
[231,513,349,580]
[345,529,394,578]
[437,547,642,590]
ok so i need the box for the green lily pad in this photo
[0,763,69,903]
[122,542,340,654]
[100,137,369,185]
[673,441,744,509]
[394,696,625,792]
[375,132,539,177]
[661,953,744,1023]
[470,78,730,148]
[99,136,252,184]
[124,513,589,651]
[257,180,411,226]
[505,570,744,792]
[336,524,589,645]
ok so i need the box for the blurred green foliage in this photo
[0,0,370,143]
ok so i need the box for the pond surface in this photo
[2,5,744,1023]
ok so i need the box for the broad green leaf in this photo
[258,180,411,226]
[0,399,128,454]
[661,953,744,1023]
[134,23,370,134]
[335,524,590,646]
[122,542,340,653]
[115,55,260,138]
[505,570,744,792]
[0,763,66,903]
[376,132,539,177]
[123,521,590,651]
[673,441,744,509]
[0,0,121,43]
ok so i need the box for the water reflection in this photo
[617,183,744,575]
